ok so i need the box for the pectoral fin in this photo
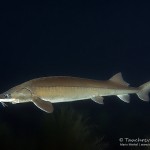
[32,97,54,113]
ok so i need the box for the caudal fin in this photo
[137,81,150,101]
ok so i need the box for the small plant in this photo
[41,106,109,150]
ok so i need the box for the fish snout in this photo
[0,94,6,99]
[0,93,16,103]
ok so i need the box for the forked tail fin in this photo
[137,81,150,101]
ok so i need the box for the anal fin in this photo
[32,97,54,113]
[91,96,104,104]
[117,94,130,103]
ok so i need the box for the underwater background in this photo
[0,1,150,150]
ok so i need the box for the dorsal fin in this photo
[109,72,129,86]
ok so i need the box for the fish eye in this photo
[4,93,11,98]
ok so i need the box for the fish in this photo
[0,72,149,113]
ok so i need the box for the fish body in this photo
[0,73,150,113]
[24,76,138,102]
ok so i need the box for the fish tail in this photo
[137,81,150,101]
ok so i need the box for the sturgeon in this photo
[0,72,149,113]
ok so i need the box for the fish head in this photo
[10,88,32,104]
[0,87,32,104]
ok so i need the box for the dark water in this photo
[0,1,150,150]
